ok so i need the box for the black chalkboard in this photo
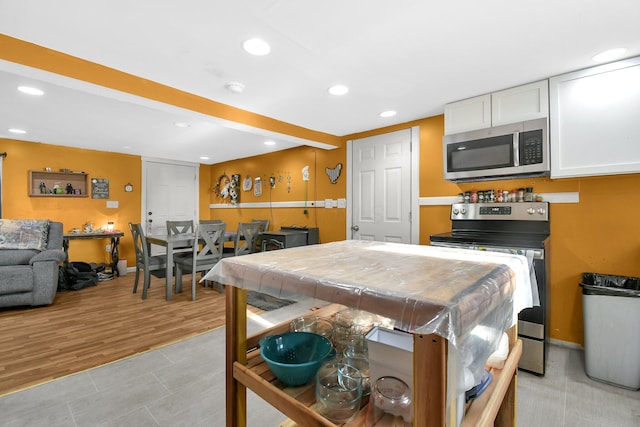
[91,178,109,199]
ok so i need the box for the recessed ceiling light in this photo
[379,110,397,118]
[17,86,44,96]
[592,48,627,63]
[328,85,349,96]
[199,156,210,160]
[8,128,27,134]
[242,38,271,56]
[225,81,245,94]
[174,122,190,128]
[264,140,276,146]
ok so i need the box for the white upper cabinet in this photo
[444,80,548,135]
[491,80,549,126]
[444,94,491,135]
[549,56,640,178]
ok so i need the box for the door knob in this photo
[351,225,359,231]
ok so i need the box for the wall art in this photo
[214,174,230,198]
[230,174,240,204]
[243,176,252,191]
[325,163,343,184]
[91,178,109,199]
[254,177,262,197]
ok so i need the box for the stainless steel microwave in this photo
[443,117,550,182]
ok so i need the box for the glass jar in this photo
[525,187,534,202]
[366,376,412,426]
[316,362,363,424]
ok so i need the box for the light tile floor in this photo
[1,300,638,426]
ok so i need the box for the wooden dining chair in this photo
[251,219,269,252]
[225,222,264,257]
[129,222,168,299]
[166,220,195,253]
[166,220,194,234]
[173,222,227,300]
[251,218,269,231]
[199,219,223,225]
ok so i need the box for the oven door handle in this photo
[430,241,544,259]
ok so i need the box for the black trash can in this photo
[580,272,640,390]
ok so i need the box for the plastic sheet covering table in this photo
[204,240,533,426]
[204,240,533,345]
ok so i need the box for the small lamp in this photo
[106,221,114,232]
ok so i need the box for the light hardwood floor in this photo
[0,271,249,396]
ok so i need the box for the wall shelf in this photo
[29,170,89,197]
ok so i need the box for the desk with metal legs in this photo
[63,231,125,276]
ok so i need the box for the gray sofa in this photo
[0,221,65,307]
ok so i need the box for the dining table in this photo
[146,231,237,300]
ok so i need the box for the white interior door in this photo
[142,158,199,243]
[348,128,416,243]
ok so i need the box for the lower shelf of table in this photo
[233,305,522,427]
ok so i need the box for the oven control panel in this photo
[451,202,548,221]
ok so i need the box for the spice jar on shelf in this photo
[525,187,534,202]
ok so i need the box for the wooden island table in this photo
[204,240,534,427]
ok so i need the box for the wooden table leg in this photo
[495,326,518,427]
[414,333,447,426]
[226,286,247,427]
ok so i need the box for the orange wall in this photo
[208,144,347,243]
[0,138,215,267]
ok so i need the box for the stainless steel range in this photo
[430,202,550,375]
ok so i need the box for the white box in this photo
[365,326,414,394]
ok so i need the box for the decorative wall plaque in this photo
[91,178,109,199]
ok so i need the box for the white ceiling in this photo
[1,0,639,164]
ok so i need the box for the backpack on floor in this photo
[58,262,99,291]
